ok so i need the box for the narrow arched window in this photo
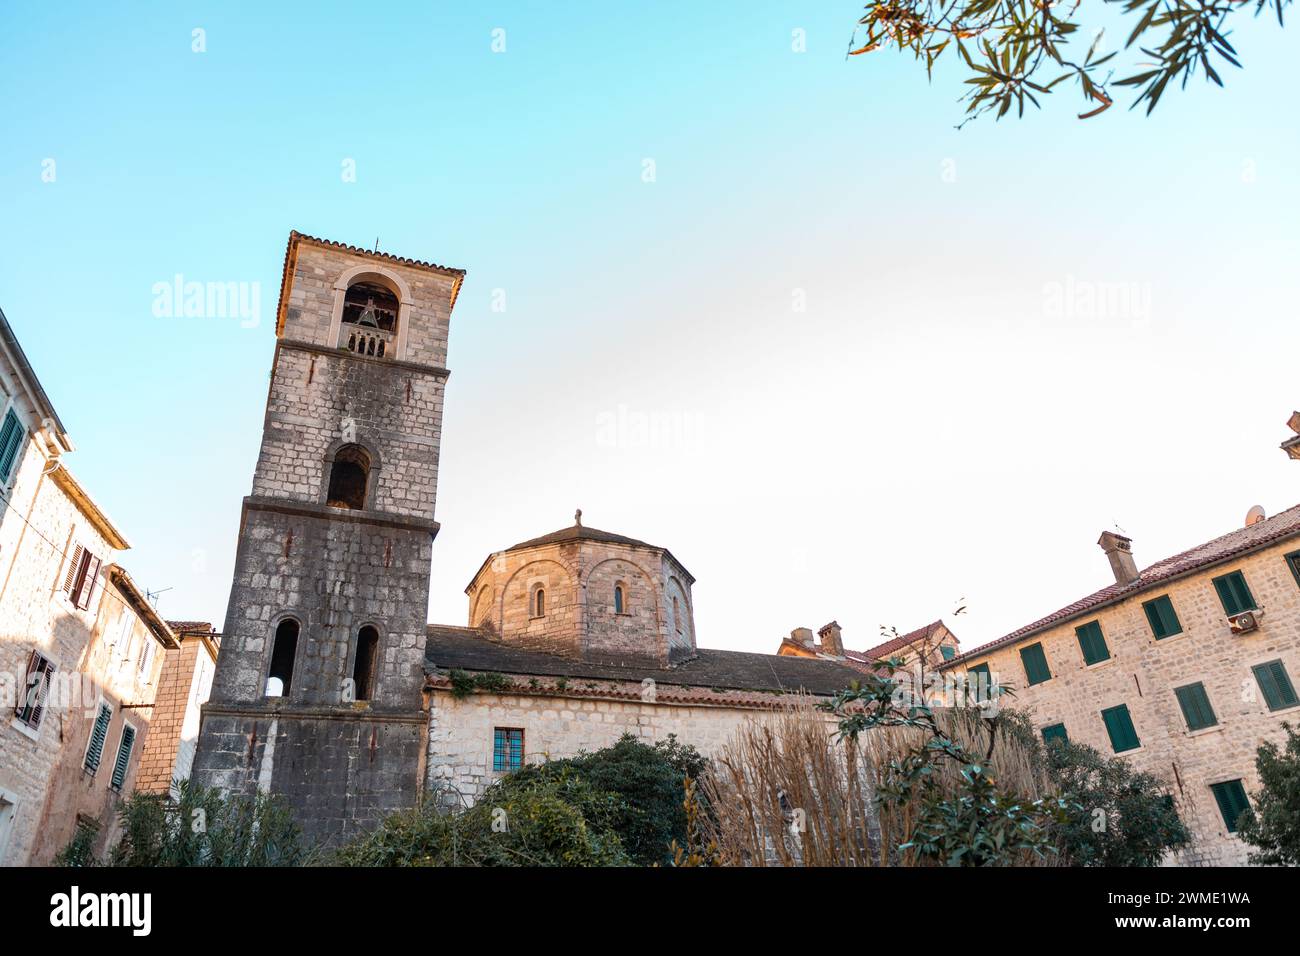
[353,625,379,701]
[673,596,682,634]
[614,585,625,614]
[327,444,370,510]
[532,587,546,617]
[266,619,299,697]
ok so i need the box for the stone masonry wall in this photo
[952,539,1300,865]
[426,687,832,803]
[0,442,120,865]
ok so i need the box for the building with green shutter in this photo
[941,482,1300,866]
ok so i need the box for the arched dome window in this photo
[340,280,399,357]
[614,584,625,615]
[532,586,546,618]
[352,625,379,701]
[327,444,371,510]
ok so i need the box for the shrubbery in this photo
[335,734,706,867]
[57,779,306,867]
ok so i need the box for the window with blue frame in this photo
[493,727,524,772]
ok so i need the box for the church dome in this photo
[465,515,696,666]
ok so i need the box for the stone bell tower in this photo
[191,232,465,845]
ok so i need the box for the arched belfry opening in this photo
[353,626,379,701]
[341,279,399,357]
[327,444,371,510]
[266,618,299,697]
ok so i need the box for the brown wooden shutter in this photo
[72,553,100,610]
[61,543,85,596]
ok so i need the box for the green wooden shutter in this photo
[110,725,136,790]
[84,702,113,773]
[1041,723,1068,745]
[1020,643,1052,685]
[1252,660,1299,711]
[1209,780,1250,833]
[940,645,955,661]
[0,409,23,483]
[1286,550,1300,589]
[1142,595,1182,639]
[1101,704,1141,752]
[1075,621,1110,665]
[1174,683,1217,731]
[1212,571,1256,616]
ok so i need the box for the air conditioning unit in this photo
[1228,610,1262,635]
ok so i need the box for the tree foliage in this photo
[1237,722,1300,865]
[335,733,707,867]
[57,779,306,867]
[848,0,1290,122]
[829,665,1071,866]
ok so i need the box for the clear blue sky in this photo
[2,2,1297,654]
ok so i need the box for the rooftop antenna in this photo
[146,586,173,608]
[374,236,380,253]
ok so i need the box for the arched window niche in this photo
[266,618,300,697]
[531,586,546,618]
[326,444,371,511]
[352,625,379,701]
[614,583,626,615]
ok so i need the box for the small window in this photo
[266,619,299,697]
[14,651,55,730]
[352,626,379,701]
[493,727,524,772]
[1101,703,1141,753]
[1212,570,1256,617]
[614,585,625,615]
[1143,595,1182,639]
[1041,723,1068,745]
[968,662,992,684]
[109,724,136,791]
[1286,550,1300,590]
[1075,621,1110,665]
[532,587,545,618]
[136,634,156,681]
[83,702,114,774]
[60,544,101,611]
[1174,682,1218,731]
[1252,660,1299,712]
[672,596,682,634]
[1020,643,1052,685]
[326,444,370,510]
[1209,779,1251,833]
[939,645,955,661]
[0,408,26,485]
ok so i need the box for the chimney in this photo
[789,627,815,649]
[817,621,844,657]
[1097,531,1139,586]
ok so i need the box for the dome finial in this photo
[574,508,582,527]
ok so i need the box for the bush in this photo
[990,709,1188,866]
[335,733,706,867]
[333,769,630,866]
[57,779,307,867]
[1238,723,1300,866]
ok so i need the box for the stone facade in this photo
[944,513,1300,866]
[466,523,697,666]
[134,625,218,795]
[190,234,465,848]
[25,569,177,865]
[0,308,179,865]
[426,683,833,802]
